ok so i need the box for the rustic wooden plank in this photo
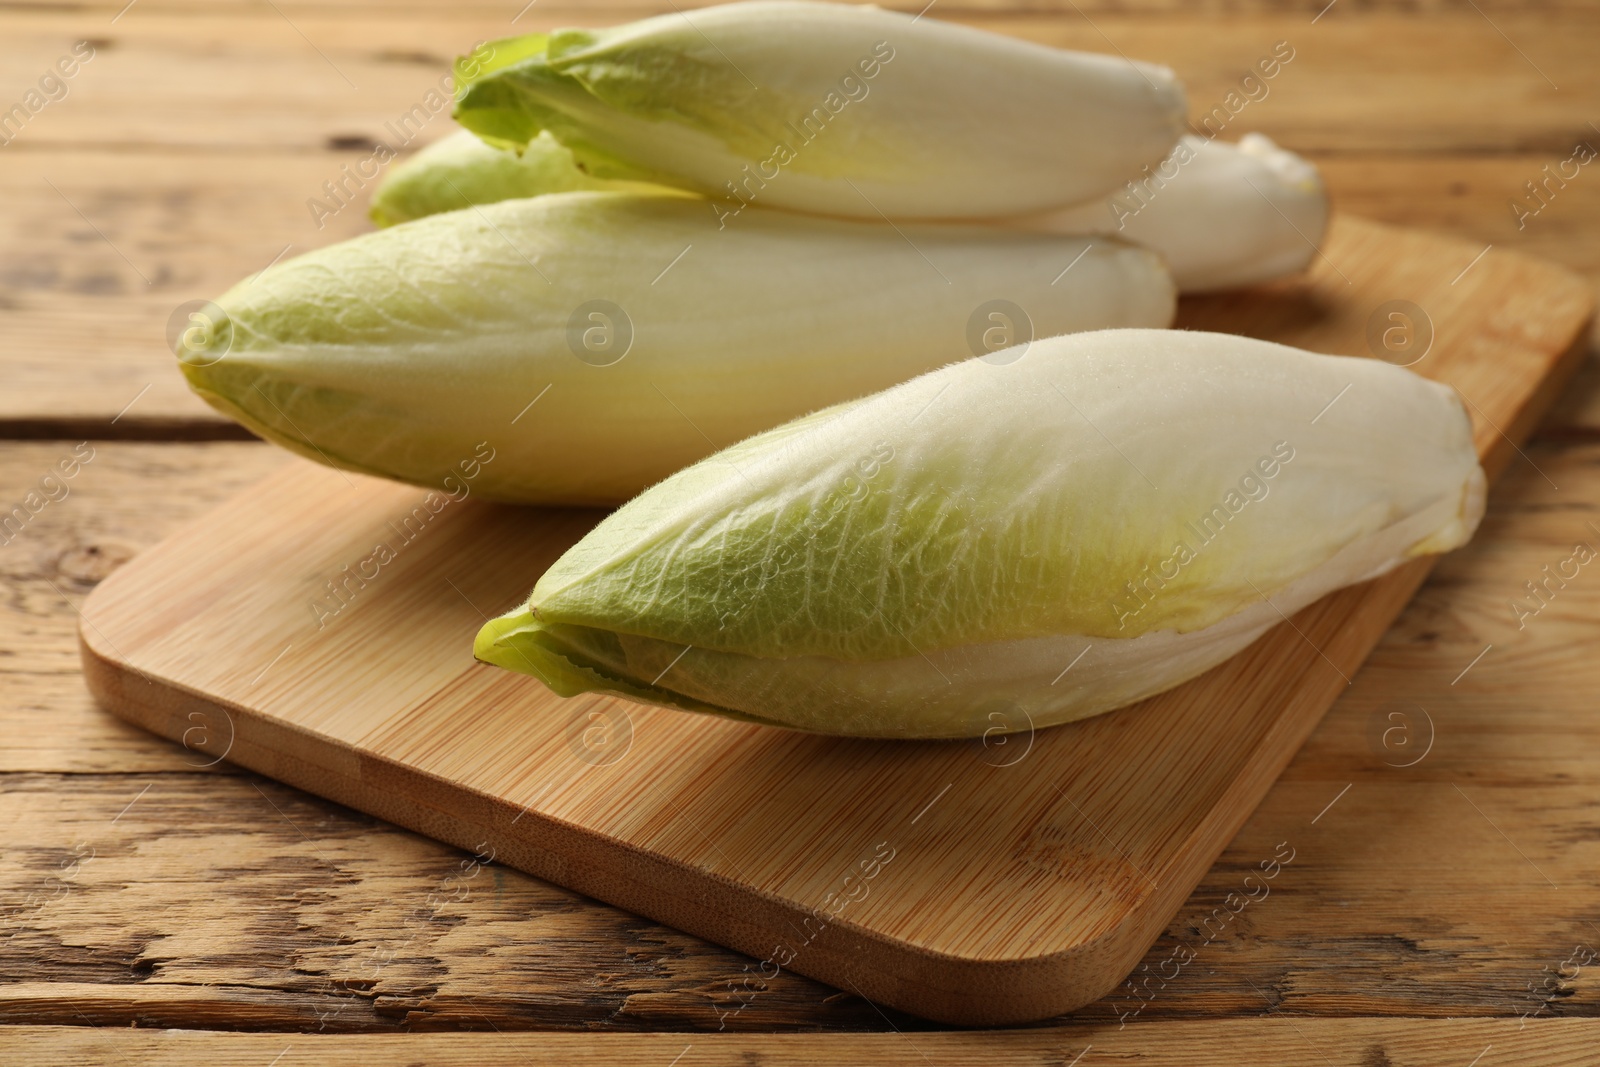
[2,13,1591,153]
[2,1018,1598,1065]
[0,148,381,432]
[5,433,1600,1030]
[0,442,289,773]
[0,770,884,1033]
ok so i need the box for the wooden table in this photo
[4,1,1599,1062]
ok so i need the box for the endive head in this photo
[453,1,1187,219]
[476,329,1485,731]
[368,128,659,227]
[173,189,1173,505]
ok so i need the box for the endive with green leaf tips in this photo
[367,129,1328,294]
[177,191,1174,505]
[475,329,1486,739]
[368,129,655,227]
[453,0,1186,220]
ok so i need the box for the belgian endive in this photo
[368,129,653,227]
[1021,134,1330,292]
[475,329,1486,739]
[368,129,1329,294]
[177,191,1173,504]
[453,0,1186,219]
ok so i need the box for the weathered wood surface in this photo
[5,436,1600,1033]
[5,0,1600,1053]
[2,1018,1599,1066]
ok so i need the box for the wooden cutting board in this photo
[77,217,1594,1026]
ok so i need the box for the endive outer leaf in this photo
[476,328,1486,738]
[368,129,657,227]
[453,0,1186,220]
[373,130,1329,295]
[178,191,1174,505]
[1024,134,1330,293]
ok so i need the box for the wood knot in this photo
[57,541,137,584]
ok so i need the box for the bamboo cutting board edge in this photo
[85,605,1417,1023]
[78,626,1163,1011]
[77,217,1597,1026]
[77,638,1120,1014]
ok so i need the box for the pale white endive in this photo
[178,191,1175,504]
[1021,134,1331,292]
[371,130,1329,293]
[475,329,1486,738]
[453,0,1187,220]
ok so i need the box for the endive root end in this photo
[1407,465,1488,558]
